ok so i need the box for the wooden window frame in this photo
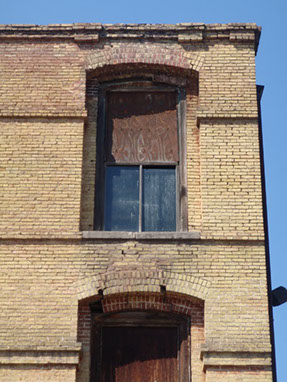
[90,309,191,382]
[94,79,188,232]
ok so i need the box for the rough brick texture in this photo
[0,366,76,382]
[0,23,273,381]
[205,369,273,382]
[0,120,83,236]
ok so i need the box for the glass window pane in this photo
[104,166,139,231]
[142,167,176,232]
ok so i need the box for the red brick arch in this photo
[78,290,204,352]
[86,44,203,72]
[101,291,204,318]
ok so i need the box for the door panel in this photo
[101,327,178,382]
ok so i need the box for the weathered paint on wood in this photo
[101,327,178,382]
[106,91,178,163]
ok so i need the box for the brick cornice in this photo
[0,23,261,52]
[0,23,260,34]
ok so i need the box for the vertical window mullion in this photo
[139,164,143,232]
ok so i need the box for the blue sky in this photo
[1,0,286,379]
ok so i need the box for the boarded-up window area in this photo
[90,311,190,382]
[106,91,178,164]
[95,83,186,231]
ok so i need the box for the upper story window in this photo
[94,80,187,232]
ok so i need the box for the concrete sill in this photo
[82,231,201,240]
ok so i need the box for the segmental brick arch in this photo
[86,44,204,72]
[76,270,210,302]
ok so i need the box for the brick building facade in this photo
[0,23,274,381]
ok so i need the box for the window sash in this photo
[104,165,177,232]
[104,166,140,232]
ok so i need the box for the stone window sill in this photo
[82,231,201,240]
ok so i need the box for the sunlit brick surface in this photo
[0,23,273,381]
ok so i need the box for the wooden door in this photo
[90,310,190,382]
[100,326,178,382]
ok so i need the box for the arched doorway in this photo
[76,272,207,382]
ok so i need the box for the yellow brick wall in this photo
[200,120,264,240]
[0,241,271,380]
[0,366,76,382]
[186,82,202,232]
[206,369,273,382]
[0,42,86,117]
[197,41,258,118]
[0,120,83,236]
[0,242,270,349]
[0,24,273,381]
[0,39,263,239]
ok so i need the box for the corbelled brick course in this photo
[0,23,273,381]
